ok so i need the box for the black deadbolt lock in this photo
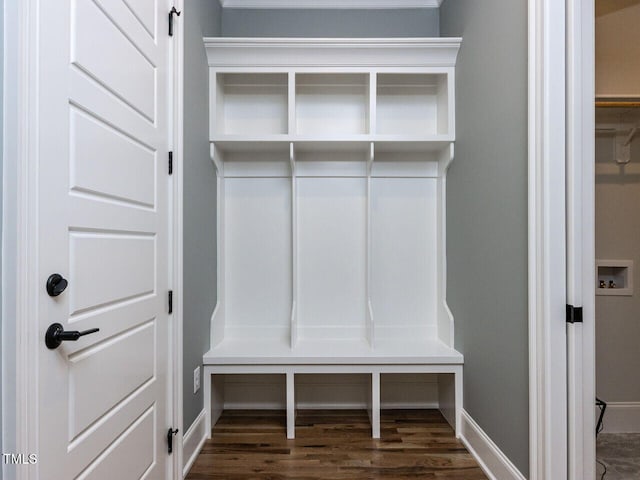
[46,273,68,297]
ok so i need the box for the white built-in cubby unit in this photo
[202,38,463,440]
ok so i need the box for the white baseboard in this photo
[182,409,207,479]
[459,409,526,480]
[598,402,640,433]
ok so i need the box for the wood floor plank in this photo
[186,410,488,480]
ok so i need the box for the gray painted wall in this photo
[183,0,221,430]
[222,8,439,37]
[440,0,529,475]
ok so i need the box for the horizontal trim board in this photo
[182,410,207,478]
[598,402,640,433]
[459,410,526,480]
[204,38,461,69]
[596,163,640,176]
[223,402,440,409]
[220,0,443,8]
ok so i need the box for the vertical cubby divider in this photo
[369,73,377,138]
[436,145,455,347]
[288,73,296,136]
[290,142,298,349]
[210,143,226,348]
[366,142,375,349]
[367,371,381,438]
[286,371,295,439]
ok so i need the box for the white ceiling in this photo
[220,0,443,9]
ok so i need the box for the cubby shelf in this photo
[211,137,454,153]
[203,37,463,440]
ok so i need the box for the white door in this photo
[36,0,173,478]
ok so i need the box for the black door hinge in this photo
[168,151,173,175]
[566,304,583,323]
[169,7,181,36]
[167,427,179,454]
[168,290,173,314]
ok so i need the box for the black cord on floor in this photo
[596,398,608,479]
[596,458,607,480]
[596,398,607,436]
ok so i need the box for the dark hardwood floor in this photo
[186,410,488,480]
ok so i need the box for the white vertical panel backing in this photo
[297,177,367,338]
[211,144,226,347]
[370,166,438,340]
[437,145,454,346]
[366,143,374,347]
[567,0,595,478]
[225,176,292,332]
[290,143,298,348]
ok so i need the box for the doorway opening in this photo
[593,2,640,478]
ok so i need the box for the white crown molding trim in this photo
[182,409,208,479]
[220,0,442,9]
[459,410,527,480]
[204,38,461,68]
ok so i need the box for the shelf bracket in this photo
[367,142,374,175]
[210,143,223,175]
[289,142,296,176]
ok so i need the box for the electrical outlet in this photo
[193,366,201,394]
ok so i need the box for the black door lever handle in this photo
[45,323,100,349]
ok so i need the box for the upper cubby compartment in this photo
[376,73,450,137]
[205,38,461,150]
[296,74,370,137]
[214,73,288,136]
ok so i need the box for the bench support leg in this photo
[369,371,381,439]
[211,375,225,427]
[454,366,463,437]
[438,369,460,436]
[286,372,295,439]
[204,368,212,439]
[204,371,225,439]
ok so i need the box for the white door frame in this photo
[171,0,186,477]
[530,0,597,478]
[566,0,596,479]
[5,1,184,478]
[7,0,41,476]
[528,0,569,478]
